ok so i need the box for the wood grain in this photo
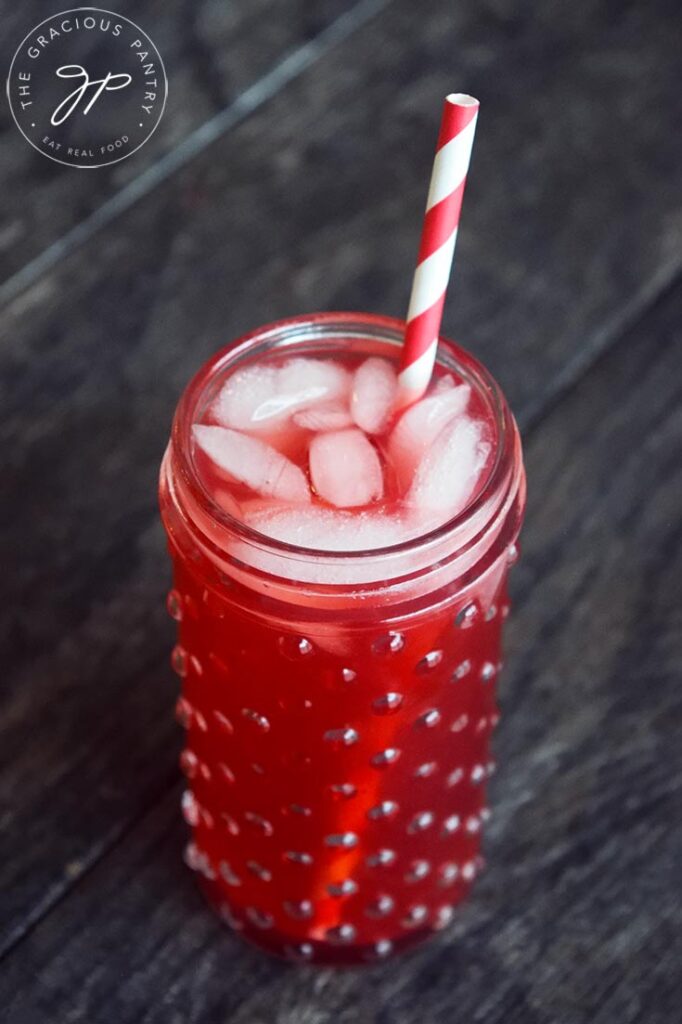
[0,0,681,976]
[2,270,680,1024]
[0,0,359,281]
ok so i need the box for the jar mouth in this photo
[172,311,515,565]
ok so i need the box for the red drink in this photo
[159,313,525,965]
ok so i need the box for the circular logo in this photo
[6,8,167,168]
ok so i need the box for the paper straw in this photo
[396,94,479,409]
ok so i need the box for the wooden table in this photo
[1,1,680,1020]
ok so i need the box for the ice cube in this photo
[212,486,242,518]
[211,364,280,430]
[234,506,417,586]
[351,357,398,434]
[212,358,351,431]
[309,428,383,508]
[406,415,490,520]
[388,383,471,489]
[278,358,351,407]
[193,425,311,504]
[293,402,353,431]
[244,505,408,552]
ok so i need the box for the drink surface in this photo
[160,323,524,965]
[190,348,495,558]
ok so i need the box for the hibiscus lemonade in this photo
[159,312,525,964]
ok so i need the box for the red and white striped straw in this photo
[397,93,480,408]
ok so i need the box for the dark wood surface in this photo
[0,0,357,283]
[0,0,680,1020]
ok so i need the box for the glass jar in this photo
[159,312,525,965]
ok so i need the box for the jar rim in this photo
[171,311,517,566]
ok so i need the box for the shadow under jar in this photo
[159,312,526,965]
